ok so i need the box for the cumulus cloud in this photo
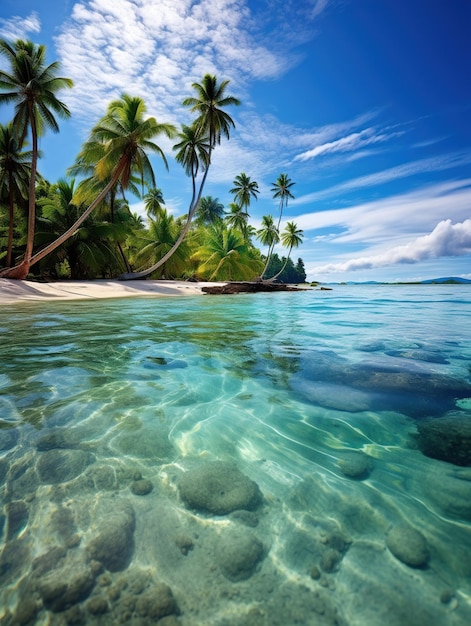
[311,219,471,274]
[0,12,41,40]
[55,0,296,126]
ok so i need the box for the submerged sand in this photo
[0,278,226,304]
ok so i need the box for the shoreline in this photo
[0,278,226,304]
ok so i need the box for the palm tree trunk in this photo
[1,108,40,279]
[0,158,126,279]
[6,179,14,268]
[265,247,293,282]
[119,155,209,280]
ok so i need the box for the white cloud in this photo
[0,12,41,40]
[293,151,471,206]
[55,0,293,127]
[294,178,471,244]
[293,126,399,162]
[311,219,471,274]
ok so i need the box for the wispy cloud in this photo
[294,178,471,244]
[0,12,40,40]
[293,151,471,206]
[311,219,471,274]
[293,126,401,162]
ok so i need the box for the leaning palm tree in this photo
[265,221,304,281]
[230,172,259,212]
[271,173,295,233]
[8,94,175,273]
[256,214,280,280]
[119,74,240,280]
[0,122,32,267]
[0,39,73,278]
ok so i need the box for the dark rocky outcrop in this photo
[416,415,471,466]
[202,281,306,295]
[86,501,136,571]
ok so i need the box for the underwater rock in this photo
[179,461,262,515]
[5,500,28,540]
[423,471,471,520]
[86,596,109,614]
[87,501,135,571]
[135,583,178,619]
[0,427,19,451]
[130,478,153,495]
[114,430,175,461]
[216,529,265,581]
[36,429,80,451]
[32,546,67,575]
[386,525,429,568]
[36,560,96,612]
[292,350,471,417]
[0,458,8,484]
[36,449,94,484]
[0,538,31,586]
[338,452,372,479]
[416,415,471,466]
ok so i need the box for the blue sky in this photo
[1,0,470,283]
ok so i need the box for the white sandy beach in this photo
[0,278,225,304]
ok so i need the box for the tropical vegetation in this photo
[0,38,306,284]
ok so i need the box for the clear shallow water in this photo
[1,285,471,625]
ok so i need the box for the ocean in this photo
[1,285,470,625]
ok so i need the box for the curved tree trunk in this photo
[118,156,209,281]
[0,159,126,279]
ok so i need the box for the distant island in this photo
[325,277,471,286]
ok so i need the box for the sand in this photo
[0,278,226,304]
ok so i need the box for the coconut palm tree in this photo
[196,195,224,225]
[225,202,250,239]
[265,221,304,281]
[0,122,32,267]
[256,214,280,279]
[132,210,191,278]
[193,222,263,281]
[6,94,175,274]
[230,172,259,212]
[271,173,295,232]
[119,74,240,280]
[0,39,73,278]
[144,187,166,219]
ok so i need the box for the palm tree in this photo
[230,172,259,211]
[5,94,175,274]
[265,221,304,281]
[144,187,166,219]
[196,195,224,225]
[256,214,280,279]
[0,122,32,267]
[119,74,240,280]
[225,202,250,238]
[271,173,295,232]
[132,210,191,278]
[0,39,73,278]
[193,222,263,281]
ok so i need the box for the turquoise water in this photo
[1,285,471,625]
